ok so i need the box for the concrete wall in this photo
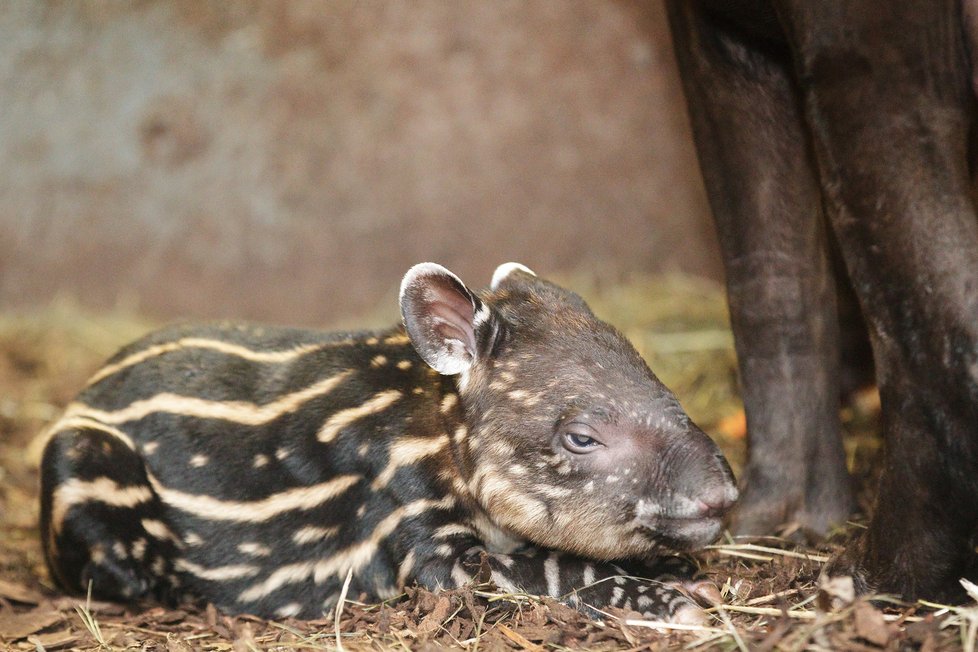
[0,0,718,326]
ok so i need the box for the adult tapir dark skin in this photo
[666,0,978,601]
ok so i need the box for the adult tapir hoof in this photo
[729,469,854,541]
[819,522,978,605]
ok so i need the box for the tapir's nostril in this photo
[696,484,739,517]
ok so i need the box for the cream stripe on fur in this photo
[238,495,455,602]
[60,370,354,426]
[51,477,155,533]
[42,414,138,450]
[86,337,347,386]
[316,390,402,443]
[370,434,450,490]
[147,472,361,523]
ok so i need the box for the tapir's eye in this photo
[561,424,602,454]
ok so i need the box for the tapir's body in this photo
[43,322,451,618]
[668,0,978,599]
[40,263,737,621]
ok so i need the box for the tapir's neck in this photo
[356,326,480,506]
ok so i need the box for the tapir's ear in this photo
[400,263,494,375]
[490,262,537,290]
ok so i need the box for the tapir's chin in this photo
[653,515,725,550]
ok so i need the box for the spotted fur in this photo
[39,263,737,622]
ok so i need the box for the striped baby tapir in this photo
[39,262,738,623]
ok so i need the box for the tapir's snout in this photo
[640,425,738,549]
[693,456,740,516]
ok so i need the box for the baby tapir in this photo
[39,262,738,622]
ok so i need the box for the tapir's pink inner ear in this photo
[400,263,481,375]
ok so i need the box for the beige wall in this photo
[0,0,719,326]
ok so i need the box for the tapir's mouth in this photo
[655,516,723,548]
[633,492,733,549]
[643,514,725,550]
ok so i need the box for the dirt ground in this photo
[0,281,975,650]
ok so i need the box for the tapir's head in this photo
[400,262,738,559]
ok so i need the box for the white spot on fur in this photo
[276,602,302,618]
[537,485,573,498]
[238,542,272,557]
[583,564,596,587]
[544,553,561,597]
[397,360,412,370]
[456,369,471,394]
[472,303,492,329]
[440,393,458,414]
[612,586,625,605]
[275,447,290,461]
[397,549,416,587]
[453,425,468,443]
[143,441,159,455]
[434,523,476,539]
[490,570,519,593]
[451,561,471,589]
[470,510,525,554]
[253,454,269,468]
[141,519,180,544]
[190,454,209,467]
[490,262,536,289]
[293,525,340,545]
[634,499,663,522]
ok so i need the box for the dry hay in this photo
[0,279,974,650]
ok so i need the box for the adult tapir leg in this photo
[776,0,978,599]
[666,2,853,536]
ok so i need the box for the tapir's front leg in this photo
[666,1,853,537]
[410,537,710,624]
[777,0,978,600]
